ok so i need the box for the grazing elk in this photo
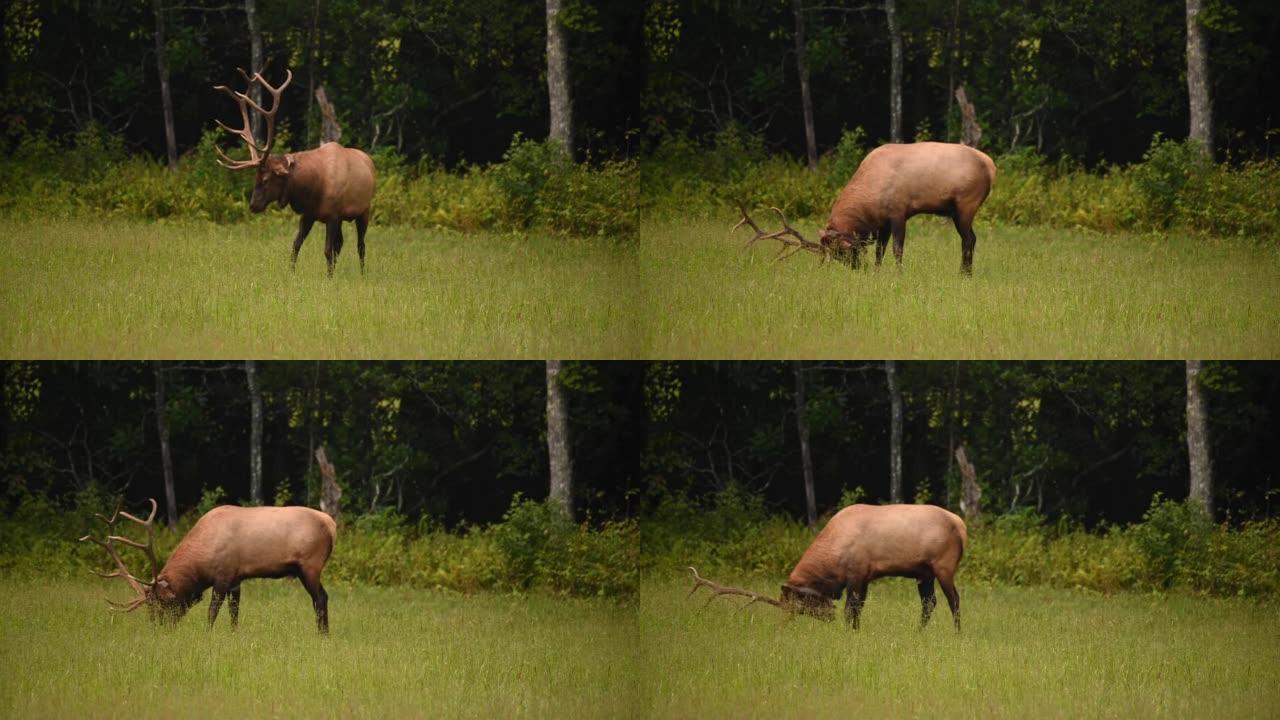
[689,503,967,631]
[736,142,996,274]
[214,67,377,276]
[80,499,338,634]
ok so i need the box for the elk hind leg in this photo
[324,222,344,277]
[228,585,241,630]
[953,213,977,275]
[291,216,316,269]
[301,570,329,635]
[937,570,961,632]
[355,212,369,275]
[917,575,938,630]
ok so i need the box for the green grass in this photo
[641,573,1279,718]
[0,578,638,718]
[640,216,1280,358]
[0,219,638,358]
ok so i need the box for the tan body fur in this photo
[784,504,967,630]
[279,142,376,223]
[155,505,337,633]
[821,142,996,274]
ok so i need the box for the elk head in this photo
[734,202,863,267]
[213,66,294,213]
[687,566,833,621]
[79,499,196,624]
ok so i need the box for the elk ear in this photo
[272,155,294,176]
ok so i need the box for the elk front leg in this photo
[228,585,241,630]
[844,580,868,630]
[890,219,907,265]
[917,577,938,630]
[875,224,890,267]
[208,588,225,629]
[291,216,316,269]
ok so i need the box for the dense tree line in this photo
[4,361,1278,528]
[1,362,645,525]
[2,1,644,165]
[642,361,1280,525]
[4,1,1276,169]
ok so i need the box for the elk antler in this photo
[687,567,786,611]
[733,202,830,263]
[80,498,160,613]
[213,65,294,170]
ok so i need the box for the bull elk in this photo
[214,66,377,276]
[689,503,967,631]
[736,142,996,274]
[80,499,337,634]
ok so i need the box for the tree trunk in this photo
[151,0,177,171]
[315,445,341,521]
[153,362,177,528]
[1185,360,1214,518]
[1185,0,1213,156]
[305,0,321,146]
[944,360,959,488]
[955,85,982,147]
[246,360,263,505]
[793,0,817,171]
[886,360,903,503]
[545,0,574,155]
[955,445,981,521]
[793,361,817,529]
[315,86,342,144]
[886,0,904,143]
[245,0,265,145]
[546,360,573,518]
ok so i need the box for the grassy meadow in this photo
[641,574,1280,719]
[640,216,1280,358]
[0,219,638,358]
[0,577,638,719]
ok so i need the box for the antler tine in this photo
[236,67,293,158]
[732,203,830,263]
[115,499,160,582]
[687,567,785,610]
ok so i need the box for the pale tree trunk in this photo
[151,0,177,171]
[886,0,904,143]
[245,0,265,145]
[1185,360,1214,518]
[1185,0,1213,156]
[546,360,573,519]
[545,0,574,155]
[315,446,341,520]
[793,361,817,529]
[793,0,817,171]
[153,362,177,528]
[955,445,981,521]
[246,360,263,505]
[886,360,903,503]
